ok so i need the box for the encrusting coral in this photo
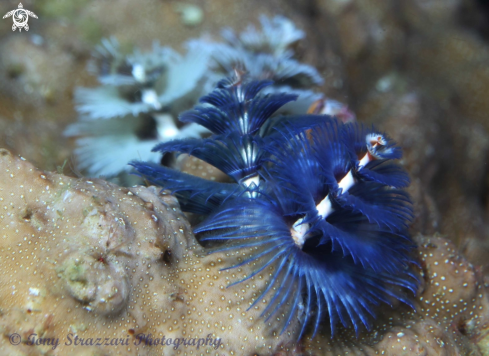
[0,148,297,356]
[2,150,489,356]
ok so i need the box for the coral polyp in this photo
[131,73,419,338]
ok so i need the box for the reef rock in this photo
[0,148,296,356]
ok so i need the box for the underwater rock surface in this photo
[1,150,489,356]
[0,149,297,355]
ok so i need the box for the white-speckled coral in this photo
[0,148,298,356]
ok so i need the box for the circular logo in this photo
[12,9,28,28]
[9,333,21,345]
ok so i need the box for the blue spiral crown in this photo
[131,73,419,339]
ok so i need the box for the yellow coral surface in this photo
[0,149,296,356]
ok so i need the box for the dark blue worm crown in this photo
[131,73,419,339]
